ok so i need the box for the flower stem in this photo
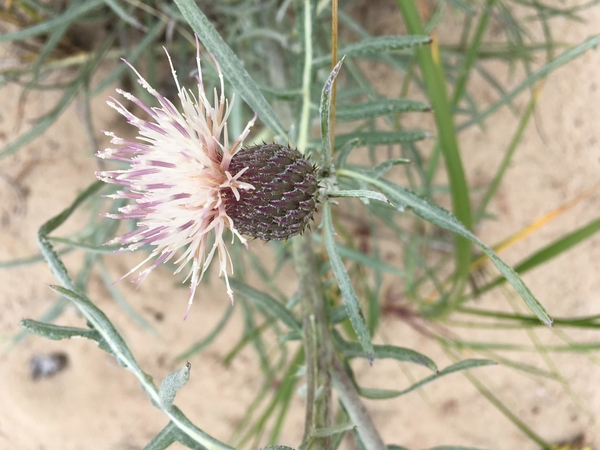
[292,235,332,450]
[331,357,386,450]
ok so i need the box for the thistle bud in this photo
[224,144,319,241]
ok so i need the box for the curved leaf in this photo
[159,362,191,410]
[323,203,374,362]
[173,0,287,138]
[335,332,436,371]
[358,359,495,399]
[339,170,553,326]
[229,279,301,331]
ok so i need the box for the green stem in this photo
[292,235,332,450]
[397,1,473,303]
[451,0,494,107]
[330,357,386,450]
[297,0,313,154]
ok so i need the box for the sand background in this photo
[1,1,599,449]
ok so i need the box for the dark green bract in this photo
[225,144,318,241]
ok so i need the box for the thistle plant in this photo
[3,1,600,449]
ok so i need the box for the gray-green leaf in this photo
[159,362,192,410]
[340,170,553,326]
[328,189,391,205]
[314,35,432,67]
[323,203,374,362]
[358,359,495,399]
[335,131,429,150]
[336,99,431,122]
[173,0,287,138]
[335,333,437,371]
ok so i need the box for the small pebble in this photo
[29,352,68,380]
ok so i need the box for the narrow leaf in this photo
[340,170,553,326]
[142,422,177,450]
[259,447,295,450]
[358,359,495,399]
[314,35,432,66]
[335,131,429,149]
[328,189,391,204]
[102,0,145,29]
[50,285,137,365]
[19,319,100,341]
[229,279,301,331]
[37,181,104,289]
[0,248,73,268]
[323,203,374,362]
[335,332,437,371]
[312,422,356,438]
[92,20,164,95]
[458,35,600,130]
[426,446,489,450]
[336,99,431,122]
[336,137,361,168]
[175,306,235,361]
[480,216,600,294]
[98,264,159,336]
[143,421,205,450]
[173,0,287,138]
[319,58,345,168]
[313,234,405,277]
[372,159,411,178]
[0,0,104,42]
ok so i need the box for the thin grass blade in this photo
[478,216,600,295]
[458,35,600,130]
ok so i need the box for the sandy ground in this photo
[1,2,600,449]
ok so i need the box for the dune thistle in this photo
[96,39,318,317]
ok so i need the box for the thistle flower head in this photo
[96,39,257,318]
[224,144,319,240]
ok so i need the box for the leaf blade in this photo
[229,279,301,331]
[313,35,432,66]
[340,170,552,325]
[359,359,495,399]
[173,0,287,138]
[323,203,374,361]
[336,99,431,121]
